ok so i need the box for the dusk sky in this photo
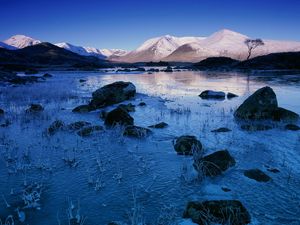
[1,0,300,50]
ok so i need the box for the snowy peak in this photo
[4,35,41,49]
[0,41,17,50]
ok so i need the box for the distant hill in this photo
[194,57,240,70]
[0,42,107,69]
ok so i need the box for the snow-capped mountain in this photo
[55,42,127,59]
[113,29,300,63]
[0,41,17,50]
[3,35,41,49]
[110,35,205,62]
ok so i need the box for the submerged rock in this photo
[227,92,238,99]
[25,104,44,113]
[235,86,278,120]
[244,169,271,182]
[67,121,92,131]
[174,135,202,155]
[89,81,136,109]
[241,124,272,131]
[138,102,146,106]
[211,127,231,133]
[72,104,94,113]
[149,122,168,128]
[47,120,65,135]
[199,90,225,100]
[285,124,300,131]
[105,107,134,127]
[0,108,4,115]
[183,200,251,225]
[77,125,103,137]
[194,150,236,177]
[43,73,53,78]
[123,125,152,138]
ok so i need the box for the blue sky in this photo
[1,0,300,50]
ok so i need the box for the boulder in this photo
[211,127,231,133]
[234,86,278,120]
[0,108,4,115]
[72,104,94,113]
[105,107,134,127]
[199,90,225,100]
[183,200,251,225]
[272,107,299,122]
[138,102,146,106]
[25,104,44,113]
[89,81,136,109]
[149,122,168,128]
[244,169,271,182]
[77,125,103,137]
[123,125,152,138]
[67,121,92,131]
[164,66,173,72]
[194,150,236,177]
[285,124,300,131]
[174,135,202,156]
[47,120,65,135]
[227,92,238,99]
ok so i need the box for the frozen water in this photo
[0,70,299,225]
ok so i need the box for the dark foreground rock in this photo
[77,125,103,137]
[43,73,53,78]
[25,104,44,113]
[138,102,146,106]
[149,122,168,128]
[234,86,299,121]
[105,107,134,127]
[0,108,4,115]
[227,92,239,99]
[89,81,136,109]
[72,104,94,113]
[194,150,236,177]
[211,127,231,133]
[285,124,300,131]
[47,120,65,135]
[199,90,225,100]
[183,200,251,225]
[244,169,271,182]
[174,135,202,155]
[118,103,135,112]
[123,125,152,138]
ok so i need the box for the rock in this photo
[285,124,300,131]
[67,121,92,131]
[89,81,136,109]
[183,200,251,225]
[241,124,272,131]
[234,86,278,120]
[164,66,173,72]
[43,73,53,78]
[79,79,87,83]
[211,127,231,133]
[267,168,280,173]
[25,104,44,113]
[47,120,65,135]
[227,92,238,99]
[0,120,11,127]
[221,187,231,192]
[123,125,152,138]
[149,122,168,128]
[138,102,146,106]
[244,169,271,182]
[194,150,236,177]
[118,103,135,112]
[77,125,103,137]
[0,108,4,115]
[72,104,94,113]
[174,135,202,156]
[199,90,225,100]
[104,107,134,127]
[272,107,299,122]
